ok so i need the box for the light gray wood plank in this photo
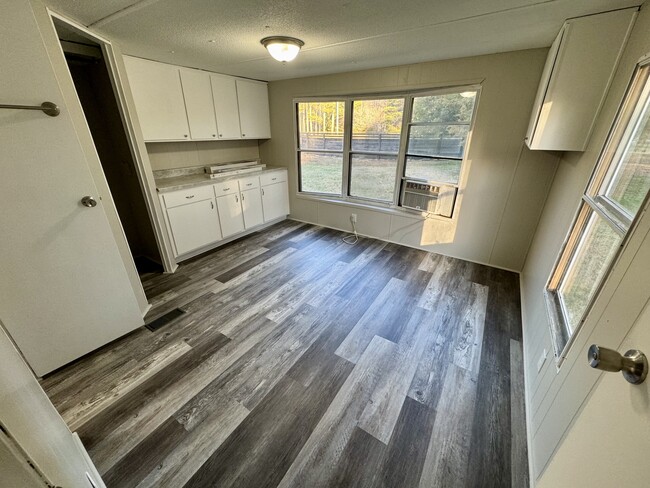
[453,282,489,376]
[357,306,437,444]
[63,340,191,431]
[418,364,478,488]
[417,255,457,311]
[510,339,529,488]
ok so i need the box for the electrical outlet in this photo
[350,213,357,223]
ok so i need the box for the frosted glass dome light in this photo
[261,36,304,62]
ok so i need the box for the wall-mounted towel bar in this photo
[0,101,60,117]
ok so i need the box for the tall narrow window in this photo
[547,63,650,358]
[349,98,405,202]
[297,101,345,195]
[404,91,477,184]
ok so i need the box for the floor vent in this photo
[145,308,185,332]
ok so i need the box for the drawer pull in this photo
[246,183,252,186]
[272,177,277,181]
[223,187,230,191]
[185,195,195,199]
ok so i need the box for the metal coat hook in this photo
[0,101,60,117]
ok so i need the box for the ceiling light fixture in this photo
[261,36,304,62]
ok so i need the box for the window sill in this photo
[295,192,454,223]
[544,289,572,368]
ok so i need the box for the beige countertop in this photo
[155,166,287,193]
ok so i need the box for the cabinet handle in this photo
[224,187,230,191]
[246,183,252,186]
[262,189,265,196]
[271,177,277,181]
[185,195,195,199]
[211,201,214,209]
[235,194,239,203]
[241,193,245,201]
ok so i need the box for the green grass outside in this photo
[299,153,460,201]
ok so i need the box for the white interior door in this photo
[0,324,105,487]
[0,0,144,376]
[535,191,650,486]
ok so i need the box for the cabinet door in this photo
[210,74,242,139]
[526,9,637,151]
[180,69,218,140]
[166,199,221,255]
[236,79,271,139]
[241,188,264,229]
[261,181,290,222]
[216,193,245,237]
[123,56,190,141]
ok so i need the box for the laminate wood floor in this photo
[41,220,529,488]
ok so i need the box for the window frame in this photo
[293,85,481,218]
[546,59,650,364]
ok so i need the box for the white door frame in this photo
[46,9,178,275]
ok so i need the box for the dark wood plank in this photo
[378,396,436,488]
[102,416,188,488]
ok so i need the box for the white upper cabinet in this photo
[124,56,270,143]
[123,56,190,141]
[210,74,242,140]
[525,8,637,151]
[236,79,271,139]
[179,69,218,140]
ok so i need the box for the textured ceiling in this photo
[44,0,641,81]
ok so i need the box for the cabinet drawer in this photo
[238,175,260,191]
[163,185,214,208]
[213,180,238,196]
[260,171,287,187]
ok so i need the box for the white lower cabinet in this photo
[166,199,222,255]
[261,180,290,222]
[241,188,264,229]
[216,192,245,237]
[161,170,289,260]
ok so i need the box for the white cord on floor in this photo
[342,219,359,245]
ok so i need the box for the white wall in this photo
[147,139,260,171]
[520,6,650,483]
[259,49,560,271]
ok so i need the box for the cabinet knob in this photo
[184,134,188,138]
[242,133,246,137]
[219,134,223,137]
[212,134,216,137]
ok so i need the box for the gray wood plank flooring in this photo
[41,220,528,487]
